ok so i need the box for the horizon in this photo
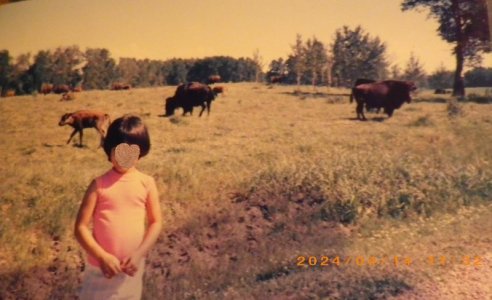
[0,0,491,74]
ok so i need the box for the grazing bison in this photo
[207,75,221,84]
[41,83,53,95]
[111,83,131,90]
[53,84,70,94]
[352,80,417,120]
[165,82,217,117]
[58,110,110,147]
[270,74,286,84]
[60,92,75,101]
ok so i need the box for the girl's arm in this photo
[121,177,163,275]
[74,179,122,278]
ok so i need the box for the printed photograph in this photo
[0,0,491,299]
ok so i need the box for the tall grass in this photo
[0,84,491,298]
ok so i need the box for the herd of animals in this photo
[56,75,418,147]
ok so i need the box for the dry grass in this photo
[0,84,491,299]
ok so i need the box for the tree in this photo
[428,64,454,89]
[82,48,115,90]
[402,52,427,87]
[464,67,492,87]
[289,34,306,87]
[0,50,12,96]
[252,49,264,83]
[402,0,491,97]
[31,50,53,92]
[304,37,329,88]
[331,26,388,87]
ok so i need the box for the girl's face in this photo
[110,147,138,173]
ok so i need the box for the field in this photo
[0,83,491,299]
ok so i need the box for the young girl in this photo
[75,114,162,299]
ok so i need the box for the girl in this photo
[75,114,162,299]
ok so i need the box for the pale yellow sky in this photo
[0,0,490,73]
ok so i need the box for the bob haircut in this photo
[103,114,150,161]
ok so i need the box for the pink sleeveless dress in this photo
[79,167,153,300]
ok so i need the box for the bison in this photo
[111,83,131,90]
[60,92,75,101]
[41,83,53,95]
[350,78,378,113]
[58,110,110,147]
[352,80,417,121]
[207,75,221,84]
[164,82,217,117]
[53,84,71,94]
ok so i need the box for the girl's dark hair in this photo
[103,114,150,161]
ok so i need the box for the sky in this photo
[0,0,491,73]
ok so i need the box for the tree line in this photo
[1,0,490,98]
[0,47,260,96]
[265,26,491,90]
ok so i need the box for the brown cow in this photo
[41,83,53,95]
[111,83,131,90]
[53,84,70,94]
[60,92,75,101]
[58,110,110,147]
[207,75,221,84]
[352,80,417,120]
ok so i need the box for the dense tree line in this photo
[0,47,259,96]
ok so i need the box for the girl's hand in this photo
[121,252,143,277]
[98,253,122,279]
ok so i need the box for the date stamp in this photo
[296,255,483,268]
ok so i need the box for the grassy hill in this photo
[0,83,491,299]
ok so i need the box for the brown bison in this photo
[165,82,217,117]
[2,89,16,97]
[60,92,75,101]
[352,80,417,120]
[58,110,110,147]
[207,75,221,84]
[270,74,286,84]
[41,83,53,95]
[53,84,70,94]
[111,83,131,90]
[349,78,381,113]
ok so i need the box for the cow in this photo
[58,110,111,147]
[111,83,131,90]
[60,92,75,101]
[207,75,221,84]
[164,82,217,117]
[41,83,53,95]
[352,80,417,121]
[53,84,70,94]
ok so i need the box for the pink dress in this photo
[79,168,154,300]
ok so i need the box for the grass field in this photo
[0,83,491,299]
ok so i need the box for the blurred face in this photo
[110,147,138,173]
